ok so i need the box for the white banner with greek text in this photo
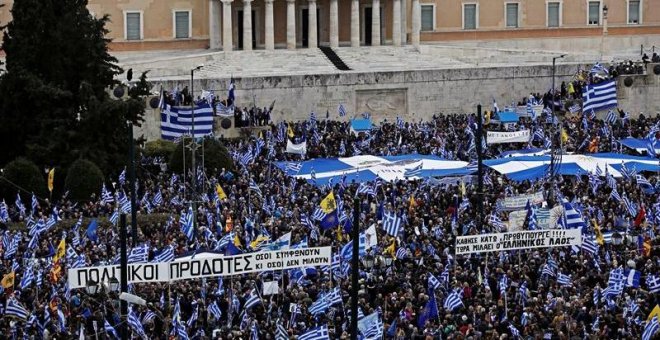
[454,229,581,255]
[68,247,331,289]
[497,192,544,211]
[486,130,531,144]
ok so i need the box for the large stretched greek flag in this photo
[582,80,617,113]
[276,154,470,186]
[160,103,214,140]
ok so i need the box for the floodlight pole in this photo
[350,198,360,340]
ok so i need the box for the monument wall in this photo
[136,63,660,141]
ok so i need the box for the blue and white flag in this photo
[382,211,402,237]
[160,103,214,140]
[443,290,463,312]
[298,325,330,340]
[582,80,617,113]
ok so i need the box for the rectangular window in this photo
[463,4,477,30]
[174,11,190,38]
[628,0,640,24]
[506,3,519,28]
[125,12,142,40]
[547,2,560,27]
[421,5,434,31]
[588,1,600,25]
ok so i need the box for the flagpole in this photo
[350,198,360,340]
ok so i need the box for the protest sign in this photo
[68,246,331,289]
[455,229,581,255]
[508,208,554,231]
[486,130,531,144]
[497,192,544,211]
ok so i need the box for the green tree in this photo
[0,0,146,174]
[64,159,104,202]
[169,138,235,174]
[0,157,47,203]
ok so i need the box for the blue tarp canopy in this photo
[350,119,373,133]
[275,154,470,186]
[495,111,519,123]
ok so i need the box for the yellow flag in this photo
[48,168,55,193]
[54,238,66,263]
[233,233,242,248]
[460,181,466,197]
[250,235,270,250]
[384,241,395,258]
[593,219,605,245]
[484,111,491,125]
[1,272,15,288]
[320,192,337,213]
[648,305,660,321]
[409,195,417,211]
[287,124,294,138]
[215,184,227,200]
[561,129,569,144]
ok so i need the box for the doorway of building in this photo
[237,10,256,49]
[301,8,321,48]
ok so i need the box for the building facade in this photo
[1,0,658,51]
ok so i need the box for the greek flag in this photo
[562,199,587,229]
[127,244,149,263]
[606,109,618,124]
[5,298,29,320]
[646,275,660,294]
[101,184,115,204]
[338,104,347,117]
[243,289,261,310]
[298,325,330,340]
[109,210,119,226]
[396,116,405,129]
[208,301,222,320]
[180,207,194,240]
[14,194,25,216]
[590,62,609,74]
[160,103,215,140]
[286,162,302,173]
[118,169,126,185]
[276,321,289,340]
[428,273,441,290]
[128,309,147,338]
[104,319,119,339]
[557,273,572,286]
[308,294,331,316]
[357,182,376,196]
[309,112,317,125]
[443,290,463,311]
[382,211,402,237]
[643,316,659,340]
[152,245,175,263]
[582,80,617,113]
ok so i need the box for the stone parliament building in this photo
[1,0,658,51]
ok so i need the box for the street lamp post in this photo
[603,5,609,35]
[188,65,203,241]
[549,54,566,206]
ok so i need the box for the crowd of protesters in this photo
[0,89,660,340]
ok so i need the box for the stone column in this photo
[392,0,401,46]
[329,0,339,48]
[411,0,420,47]
[287,0,296,49]
[400,0,407,44]
[209,0,222,49]
[308,0,318,48]
[243,0,253,50]
[371,0,381,46]
[222,0,233,51]
[351,0,360,47]
[264,0,275,50]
